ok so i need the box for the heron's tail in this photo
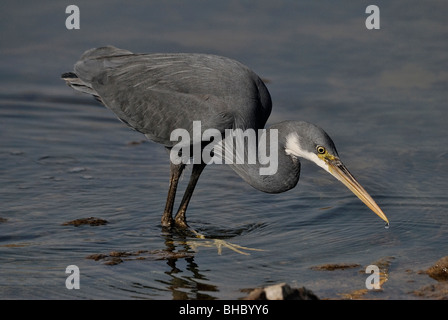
[61,72,103,104]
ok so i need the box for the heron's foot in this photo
[174,216,189,229]
[186,229,265,256]
[161,218,173,228]
[161,214,189,229]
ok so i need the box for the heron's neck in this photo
[227,127,301,194]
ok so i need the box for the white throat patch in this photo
[284,132,329,172]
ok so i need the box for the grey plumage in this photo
[62,46,388,228]
[66,46,271,145]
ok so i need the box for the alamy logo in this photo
[65,5,80,30]
[365,265,381,289]
[65,265,80,289]
[365,5,380,30]
[170,121,279,175]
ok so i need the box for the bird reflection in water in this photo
[160,230,219,300]
[87,228,259,299]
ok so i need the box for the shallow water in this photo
[1,1,447,299]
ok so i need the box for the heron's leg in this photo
[161,161,186,228]
[174,162,206,228]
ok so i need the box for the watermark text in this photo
[170,121,278,175]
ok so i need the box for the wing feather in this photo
[67,46,271,146]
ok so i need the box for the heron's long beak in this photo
[327,158,389,224]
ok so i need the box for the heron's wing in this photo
[72,46,271,146]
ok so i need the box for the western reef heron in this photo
[62,46,388,234]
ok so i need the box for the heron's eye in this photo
[316,146,326,154]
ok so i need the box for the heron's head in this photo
[283,121,388,225]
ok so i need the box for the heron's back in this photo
[63,46,272,146]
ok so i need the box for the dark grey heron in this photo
[62,46,388,230]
